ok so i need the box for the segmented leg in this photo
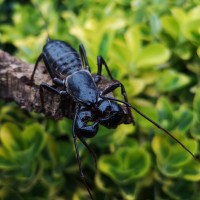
[79,44,91,72]
[30,54,43,82]
[79,137,97,169]
[52,77,65,86]
[95,56,135,125]
[39,83,67,110]
[73,106,94,200]
[94,56,115,83]
[31,53,60,82]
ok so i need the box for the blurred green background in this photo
[0,0,200,199]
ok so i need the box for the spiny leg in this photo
[30,54,43,82]
[95,56,135,125]
[52,77,65,86]
[39,83,67,110]
[102,81,135,125]
[72,106,94,200]
[79,44,91,72]
[79,137,97,169]
[30,53,60,83]
[95,56,115,83]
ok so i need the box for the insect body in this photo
[31,39,132,130]
[31,38,134,199]
[31,38,198,200]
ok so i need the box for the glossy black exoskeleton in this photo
[31,38,198,200]
[30,38,134,199]
[31,39,133,131]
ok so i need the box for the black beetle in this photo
[30,38,136,199]
[30,38,198,200]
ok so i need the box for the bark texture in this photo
[0,50,69,119]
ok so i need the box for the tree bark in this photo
[0,50,71,120]
[0,50,132,123]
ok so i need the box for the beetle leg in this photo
[52,77,65,86]
[30,54,43,82]
[74,107,98,168]
[72,106,94,200]
[42,53,58,79]
[74,115,99,138]
[95,56,135,124]
[94,56,115,83]
[39,83,68,110]
[79,137,97,169]
[101,81,135,125]
[40,83,67,96]
[79,44,91,72]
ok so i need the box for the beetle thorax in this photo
[65,70,98,106]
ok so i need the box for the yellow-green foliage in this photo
[0,0,200,199]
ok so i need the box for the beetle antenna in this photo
[32,2,51,42]
[100,95,199,161]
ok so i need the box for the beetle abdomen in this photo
[43,40,82,78]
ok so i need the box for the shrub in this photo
[0,0,199,199]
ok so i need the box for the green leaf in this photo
[174,43,192,60]
[0,187,23,200]
[152,136,199,180]
[124,78,146,96]
[0,123,22,152]
[58,118,72,134]
[193,87,200,120]
[190,115,200,140]
[167,139,197,167]
[95,172,116,193]
[98,147,151,184]
[152,135,170,163]
[161,15,179,39]
[158,162,182,177]
[99,32,112,58]
[135,43,170,68]
[0,123,46,168]
[22,124,46,158]
[0,147,16,169]
[183,19,200,46]
[153,135,198,177]
[112,124,135,145]
[156,97,174,130]
[134,102,158,130]
[125,26,141,58]
[182,159,200,181]
[197,46,200,57]
[175,106,193,133]
[163,180,196,200]
[171,7,187,26]
[120,184,137,200]
[149,14,161,36]
[156,69,190,92]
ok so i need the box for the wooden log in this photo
[0,50,74,120]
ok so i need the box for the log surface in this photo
[0,50,69,119]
